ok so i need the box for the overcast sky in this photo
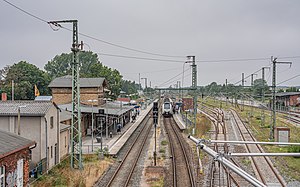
[1,0,300,88]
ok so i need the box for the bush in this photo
[288,145,300,153]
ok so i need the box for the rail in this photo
[104,109,152,187]
[164,117,195,187]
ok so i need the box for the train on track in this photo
[162,97,173,117]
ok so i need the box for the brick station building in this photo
[48,75,108,106]
[276,92,300,107]
[0,130,36,186]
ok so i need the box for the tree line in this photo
[0,51,140,100]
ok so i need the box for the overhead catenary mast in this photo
[48,20,83,169]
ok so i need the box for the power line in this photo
[122,67,179,75]
[2,0,185,58]
[197,57,270,63]
[96,52,183,63]
[232,68,264,85]
[277,74,300,86]
[158,68,190,87]
[2,0,48,23]
[3,0,300,66]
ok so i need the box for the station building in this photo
[49,76,134,139]
[0,130,36,186]
[275,92,300,107]
[0,101,61,173]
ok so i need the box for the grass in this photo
[150,177,164,187]
[159,148,166,154]
[160,140,168,146]
[31,154,114,187]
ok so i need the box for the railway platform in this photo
[173,110,186,130]
[108,103,153,155]
[81,103,153,155]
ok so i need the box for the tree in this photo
[286,87,299,92]
[1,61,51,100]
[252,79,270,97]
[121,80,139,95]
[45,51,123,98]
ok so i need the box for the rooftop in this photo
[59,101,133,116]
[276,92,300,97]
[0,101,56,116]
[48,75,106,88]
[0,130,35,159]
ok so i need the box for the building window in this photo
[54,144,58,164]
[51,146,53,158]
[65,136,67,148]
[50,116,54,129]
[0,166,5,187]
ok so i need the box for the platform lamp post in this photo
[87,99,97,152]
[17,105,26,135]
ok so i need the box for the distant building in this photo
[48,75,108,106]
[276,92,300,107]
[0,130,35,187]
[0,101,60,172]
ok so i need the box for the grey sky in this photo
[1,0,300,88]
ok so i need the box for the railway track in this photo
[230,109,286,186]
[95,110,152,187]
[200,105,243,186]
[163,117,196,187]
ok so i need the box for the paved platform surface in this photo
[109,103,153,155]
[173,112,186,130]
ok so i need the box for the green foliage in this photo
[121,80,139,96]
[159,148,166,154]
[288,145,300,153]
[286,87,299,92]
[44,51,123,98]
[1,61,51,100]
[161,140,168,146]
[252,78,270,96]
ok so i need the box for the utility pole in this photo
[261,67,270,127]
[141,77,147,108]
[49,20,83,169]
[139,73,141,91]
[225,79,228,106]
[177,81,181,98]
[187,56,197,135]
[141,77,147,95]
[250,73,257,117]
[270,57,292,140]
[241,73,245,111]
[150,81,152,100]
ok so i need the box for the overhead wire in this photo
[122,67,180,75]
[158,68,190,87]
[277,74,300,86]
[96,52,183,63]
[2,0,48,23]
[2,0,185,59]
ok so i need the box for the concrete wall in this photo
[0,105,59,170]
[0,117,9,131]
[60,129,70,159]
[0,116,41,165]
[44,106,59,169]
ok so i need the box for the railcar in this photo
[162,98,173,117]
